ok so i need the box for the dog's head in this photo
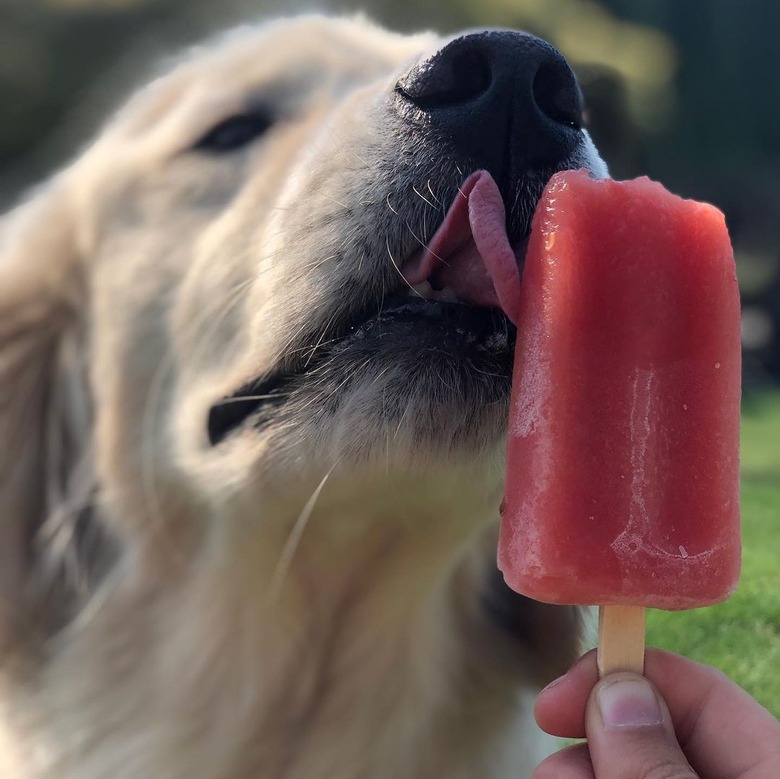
[0,15,605,775]
[0,14,604,645]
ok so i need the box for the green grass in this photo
[646,391,780,717]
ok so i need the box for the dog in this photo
[0,15,607,778]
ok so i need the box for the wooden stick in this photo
[597,605,646,677]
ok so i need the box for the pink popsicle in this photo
[496,170,741,610]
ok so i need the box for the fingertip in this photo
[534,649,599,738]
[568,647,599,680]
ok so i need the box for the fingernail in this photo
[597,677,663,730]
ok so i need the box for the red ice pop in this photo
[495,170,741,613]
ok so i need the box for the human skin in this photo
[533,648,780,778]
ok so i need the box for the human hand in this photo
[533,647,780,778]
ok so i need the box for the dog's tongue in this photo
[402,170,523,324]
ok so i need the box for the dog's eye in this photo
[193,111,273,153]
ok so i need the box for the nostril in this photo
[396,40,492,111]
[532,61,584,130]
[395,31,586,179]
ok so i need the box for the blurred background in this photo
[1,0,778,712]
[1,0,779,385]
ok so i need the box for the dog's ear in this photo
[0,174,93,650]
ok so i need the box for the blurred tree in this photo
[602,0,780,170]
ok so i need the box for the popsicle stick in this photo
[597,605,646,677]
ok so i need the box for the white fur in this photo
[0,16,597,778]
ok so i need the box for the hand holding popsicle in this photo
[533,649,780,779]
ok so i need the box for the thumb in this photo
[586,672,698,779]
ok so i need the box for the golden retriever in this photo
[0,15,607,778]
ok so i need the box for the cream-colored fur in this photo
[0,15,603,778]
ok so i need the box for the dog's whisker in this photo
[426,180,445,211]
[386,237,425,298]
[267,461,340,603]
[404,224,428,251]
[215,393,290,404]
[180,274,255,347]
[385,193,399,216]
[436,364,456,392]
[307,253,340,273]
[393,400,412,441]
[412,184,438,210]
[404,224,453,269]
[294,359,370,412]
[278,317,314,358]
[303,313,339,368]
[286,335,342,356]
[314,190,351,210]
[468,363,505,379]
[348,150,371,169]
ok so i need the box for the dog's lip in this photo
[401,170,526,325]
[208,170,531,446]
[206,294,514,446]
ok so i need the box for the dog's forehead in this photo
[114,15,439,136]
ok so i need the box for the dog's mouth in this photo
[207,170,529,446]
[399,170,524,323]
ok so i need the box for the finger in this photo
[535,649,598,738]
[532,742,595,779]
[585,672,698,779]
[535,646,780,777]
[643,649,780,779]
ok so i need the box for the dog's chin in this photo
[208,296,514,464]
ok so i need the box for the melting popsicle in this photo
[485,170,741,671]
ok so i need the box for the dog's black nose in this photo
[396,31,583,176]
